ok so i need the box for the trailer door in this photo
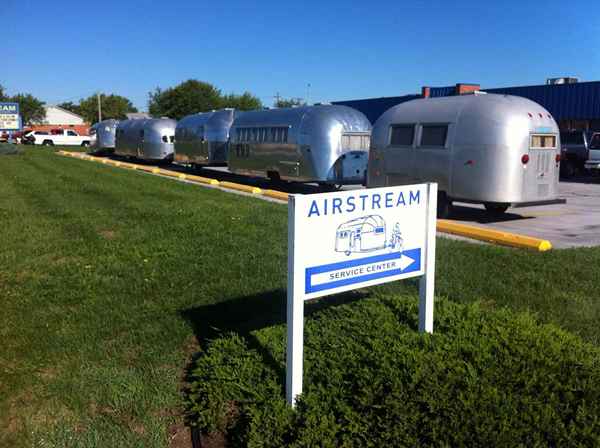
[527,134,557,199]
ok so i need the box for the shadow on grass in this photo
[180,288,370,377]
[179,289,370,447]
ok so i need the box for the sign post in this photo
[286,183,437,407]
[0,102,22,133]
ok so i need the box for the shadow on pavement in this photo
[449,204,535,224]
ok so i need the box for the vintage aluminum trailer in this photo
[228,105,371,185]
[174,109,234,166]
[91,119,119,153]
[368,93,562,215]
[114,118,176,162]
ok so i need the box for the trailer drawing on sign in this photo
[335,215,403,256]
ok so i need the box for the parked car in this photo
[26,129,92,146]
[0,131,8,143]
[559,130,592,177]
[584,132,600,174]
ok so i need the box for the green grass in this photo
[1,148,599,446]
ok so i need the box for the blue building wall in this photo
[334,81,600,127]
[332,94,420,124]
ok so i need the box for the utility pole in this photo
[274,92,281,108]
[97,92,102,122]
[306,83,311,106]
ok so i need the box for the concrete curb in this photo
[437,219,552,251]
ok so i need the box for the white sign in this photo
[286,183,437,406]
[0,102,21,131]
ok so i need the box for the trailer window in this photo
[419,125,447,147]
[389,125,414,146]
[530,134,556,149]
[342,133,370,150]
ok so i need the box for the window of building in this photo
[530,134,557,149]
[419,125,448,147]
[389,125,415,146]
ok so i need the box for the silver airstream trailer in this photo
[114,118,176,162]
[91,119,119,153]
[368,93,561,216]
[228,105,371,185]
[174,109,234,166]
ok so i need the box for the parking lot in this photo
[448,178,600,248]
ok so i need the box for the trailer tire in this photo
[560,160,577,178]
[484,204,509,215]
[437,192,453,219]
[42,140,54,146]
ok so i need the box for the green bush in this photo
[186,296,600,447]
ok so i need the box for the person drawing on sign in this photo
[390,223,403,251]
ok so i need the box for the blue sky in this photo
[1,0,598,111]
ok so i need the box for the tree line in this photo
[2,79,303,126]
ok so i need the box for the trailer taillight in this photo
[521,154,530,164]
[555,154,561,163]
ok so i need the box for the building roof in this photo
[46,105,85,121]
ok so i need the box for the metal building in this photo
[334,80,600,131]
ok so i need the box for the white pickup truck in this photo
[27,129,92,146]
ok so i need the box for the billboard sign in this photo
[286,183,438,406]
[0,102,21,131]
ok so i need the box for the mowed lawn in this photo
[1,148,600,446]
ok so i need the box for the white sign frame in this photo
[286,183,437,406]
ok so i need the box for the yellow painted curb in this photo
[220,181,262,194]
[437,219,552,251]
[185,174,220,186]
[157,168,188,180]
[263,189,290,201]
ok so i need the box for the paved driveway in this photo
[450,179,600,248]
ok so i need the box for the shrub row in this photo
[187,296,600,447]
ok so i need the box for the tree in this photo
[58,101,82,116]
[221,92,263,111]
[76,94,137,124]
[148,80,222,120]
[10,93,46,125]
[147,79,262,119]
[0,84,6,101]
[275,97,304,108]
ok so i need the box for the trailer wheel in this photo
[484,204,509,215]
[560,160,577,179]
[437,192,453,219]
[42,140,54,146]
